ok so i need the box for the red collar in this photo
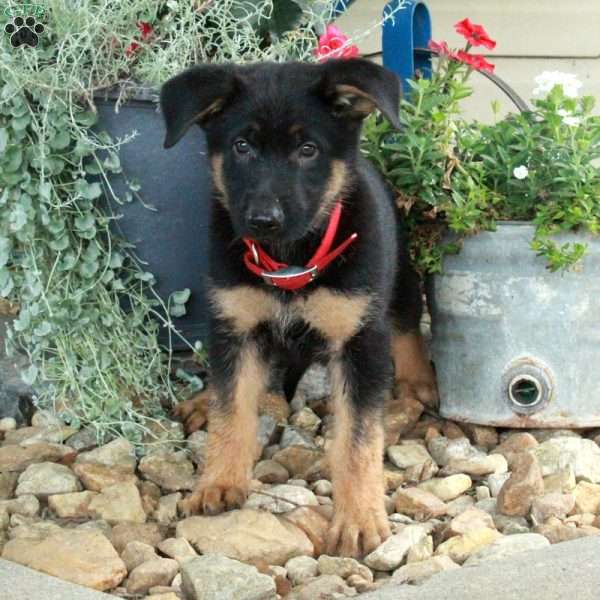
[242,202,357,291]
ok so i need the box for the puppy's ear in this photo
[318,58,401,129]
[160,65,238,148]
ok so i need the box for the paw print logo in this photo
[4,16,45,48]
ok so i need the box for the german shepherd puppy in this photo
[160,58,437,557]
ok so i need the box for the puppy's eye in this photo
[299,142,318,159]
[233,139,251,155]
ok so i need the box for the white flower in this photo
[562,115,581,127]
[532,71,583,99]
[513,165,529,180]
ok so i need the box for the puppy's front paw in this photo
[180,482,249,516]
[395,378,439,410]
[326,504,391,558]
[172,387,215,433]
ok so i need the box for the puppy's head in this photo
[161,59,400,243]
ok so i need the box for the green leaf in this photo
[21,364,38,385]
[170,288,191,305]
[50,130,71,150]
[0,128,8,152]
[34,321,52,337]
[75,213,95,231]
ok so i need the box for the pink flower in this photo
[315,24,359,62]
[428,39,458,60]
[137,21,153,41]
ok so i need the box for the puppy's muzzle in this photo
[246,206,284,236]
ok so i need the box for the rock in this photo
[462,425,498,451]
[289,408,321,435]
[0,494,39,517]
[76,519,112,537]
[272,446,323,479]
[476,486,491,501]
[532,437,600,482]
[177,509,313,566]
[435,527,502,564]
[286,555,319,585]
[443,454,508,477]
[418,475,473,502]
[181,554,276,600]
[75,438,136,472]
[0,473,18,499]
[141,419,185,449]
[0,443,74,472]
[543,467,576,494]
[445,495,475,517]
[146,594,180,600]
[535,521,600,544]
[442,422,466,439]
[387,442,432,470]
[87,482,146,524]
[73,462,138,491]
[384,395,424,446]
[287,574,355,600]
[312,480,333,496]
[139,451,194,492]
[392,555,460,584]
[463,533,550,567]
[121,541,158,572]
[66,427,98,452]
[15,462,80,497]
[2,529,126,591]
[140,480,162,515]
[280,427,317,450]
[393,487,447,520]
[573,481,600,514]
[364,524,428,571]
[406,535,433,563]
[384,469,405,493]
[427,437,474,467]
[245,484,318,513]
[254,460,290,484]
[257,414,279,449]
[0,417,17,432]
[404,459,439,484]
[127,558,179,595]
[445,508,496,539]
[493,514,530,535]
[111,522,166,553]
[318,555,372,581]
[8,520,62,541]
[497,453,544,517]
[487,472,511,497]
[282,506,330,557]
[531,493,575,523]
[158,537,196,562]
[48,491,97,518]
[155,493,182,524]
[531,429,581,442]
[187,430,207,467]
[494,433,538,464]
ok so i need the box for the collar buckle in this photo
[261,265,318,286]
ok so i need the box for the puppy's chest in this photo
[210,285,372,344]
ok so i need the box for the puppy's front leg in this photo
[326,327,392,557]
[181,340,266,515]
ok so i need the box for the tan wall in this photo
[336,0,600,120]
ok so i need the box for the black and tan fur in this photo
[161,58,437,557]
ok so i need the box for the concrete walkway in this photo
[358,536,600,600]
[0,558,119,600]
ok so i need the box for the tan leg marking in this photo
[326,362,391,558]
[181,345,266,515]
[302,290,371,346]
[210,285,280,335]
[391,330,438,409]
[173,385,215,434]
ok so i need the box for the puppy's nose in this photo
[246,206,284,235]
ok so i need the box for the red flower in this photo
[125,41,141,56]
[454,18,496,50]
[137,21,153,41]
[455,50,495,73]
[428,39,458,59]
[315,24,359,62]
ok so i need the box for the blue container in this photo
[95,88,211,349]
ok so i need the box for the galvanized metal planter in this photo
[427,222,600,428]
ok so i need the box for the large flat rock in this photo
[358,537,600,600]
[0,558,120,600]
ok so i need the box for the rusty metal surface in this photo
[428,222,600,428]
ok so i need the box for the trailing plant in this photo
[362,19,600,274]
[0,0,400,442]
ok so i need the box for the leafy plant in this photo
[362,22,600,274]
[0,0,395,442]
